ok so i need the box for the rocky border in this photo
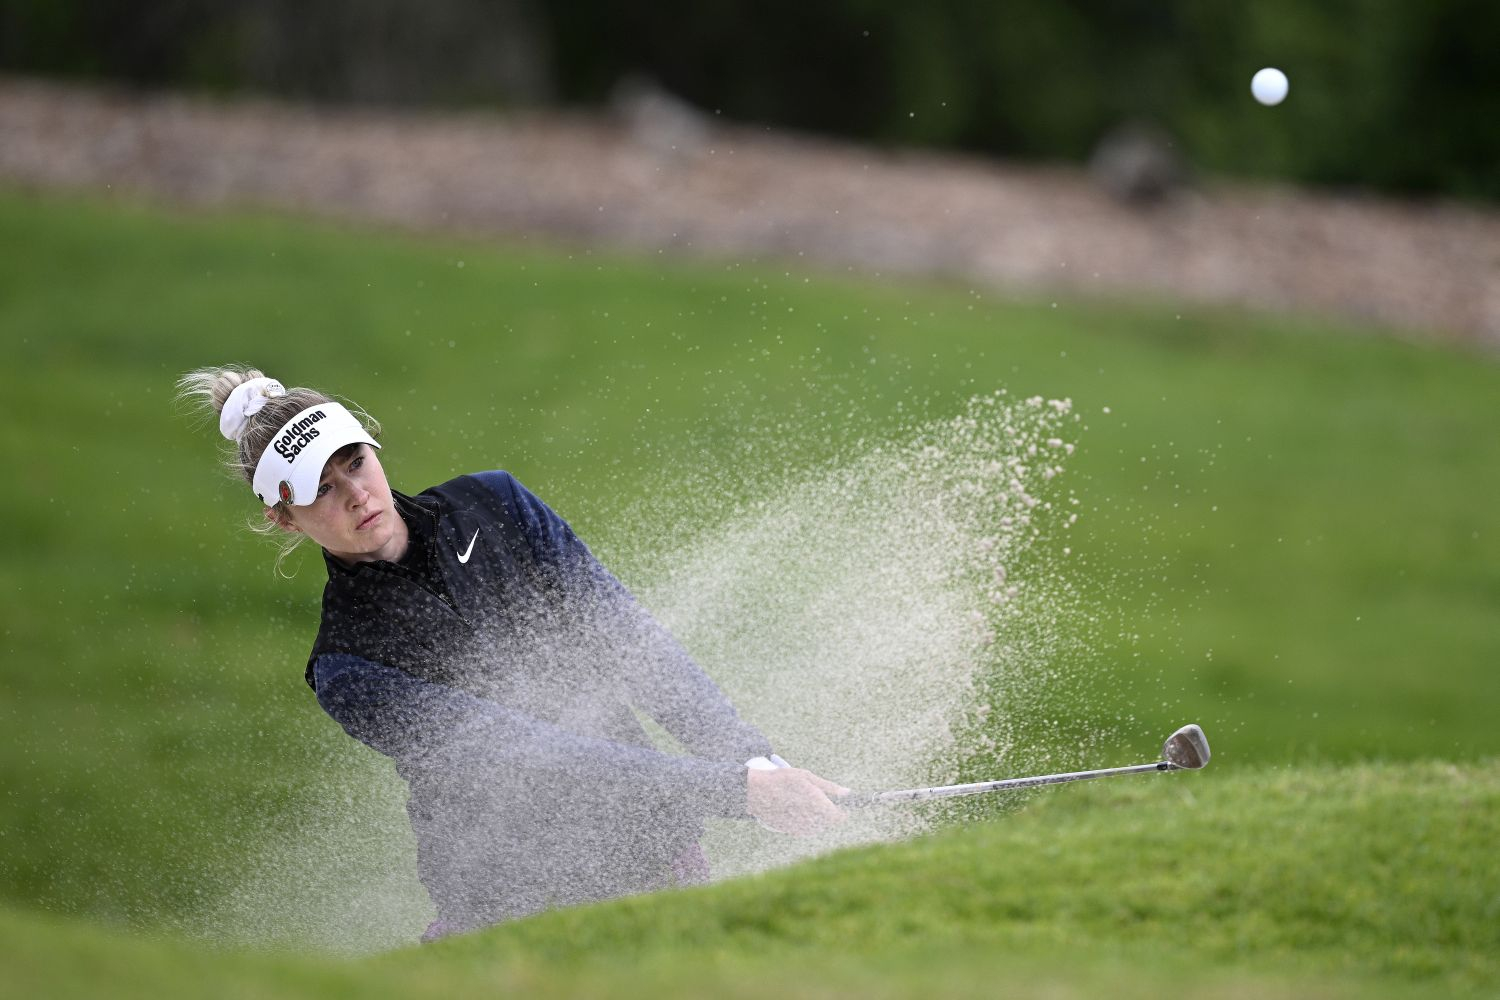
[2,77,1496,348]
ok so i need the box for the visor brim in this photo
[283,429,380,506]
[251,402,381,507]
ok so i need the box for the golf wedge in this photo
[845,723,1211,807]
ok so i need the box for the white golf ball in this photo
[1251,67,1289,106]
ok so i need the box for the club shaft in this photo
[848,760,1173,807]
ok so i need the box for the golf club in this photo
[844,723,1210,807]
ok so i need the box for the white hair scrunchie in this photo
[219,377,287,441]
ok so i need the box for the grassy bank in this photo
[3,760,1494,998]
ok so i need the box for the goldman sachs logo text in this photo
[272,409,327,461]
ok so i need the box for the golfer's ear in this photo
[265,507,300,533]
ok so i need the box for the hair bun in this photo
[219,377,287,441]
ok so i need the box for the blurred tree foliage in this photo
[2,0,1495,199]
[0,0,554,104]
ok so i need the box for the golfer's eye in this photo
[350,455,365,471]
[317,482,332,497]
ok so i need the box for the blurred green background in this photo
[1,2,1498,996]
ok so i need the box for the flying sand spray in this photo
[205,390,1171,951]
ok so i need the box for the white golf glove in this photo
[745,754,791,771]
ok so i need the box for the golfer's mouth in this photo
[356,510,382,530]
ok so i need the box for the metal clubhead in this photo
[1162,724,1211,770]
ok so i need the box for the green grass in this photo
[3,761,1494,998]
[0,188,1497,994]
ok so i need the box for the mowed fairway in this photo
[1,190,1497,996]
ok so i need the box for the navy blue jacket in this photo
[306,471,771,927]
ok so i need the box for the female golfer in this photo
[180,366,846,938]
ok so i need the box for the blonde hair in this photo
[175,365,381,575]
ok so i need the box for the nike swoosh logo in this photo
[457,529,479,564]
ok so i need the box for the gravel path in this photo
[3,77,1497,348]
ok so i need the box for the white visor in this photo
[251,402,379,507]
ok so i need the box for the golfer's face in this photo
[292,443,401,563]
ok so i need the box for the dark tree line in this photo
[3,0,1496,200]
